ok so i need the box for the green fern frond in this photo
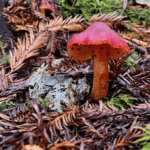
[134,125,150,150]
[108,93,137,109]
[121,52,139,71]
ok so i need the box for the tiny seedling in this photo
[0,101,16,109]
[3,56,10,65]
[38,98,48,108]
[27,99,31,108]
[0,40,4,52]
[72,126,78,134]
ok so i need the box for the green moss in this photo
[105,93,137,109]
[38,98,49,108]
[124,8,150,26]
[0,101,16,109]
[121,52,139,72]
[27,99,31,108]
[58,0,123,21]
[0,39,4,51]
[57,0,150,25]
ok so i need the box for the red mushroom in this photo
[67,22,130,101]
[39,0,53,31]
[39,0,53,17]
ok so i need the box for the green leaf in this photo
[27,99,31,108]
[134,126,150,135]
[134,136,150,143]
[0,101,16,109]
[141,142,150,150]
[3,57,10,65]
[146,125,150,130]
[38,98,48,108]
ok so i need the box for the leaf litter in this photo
[0,0,150,149]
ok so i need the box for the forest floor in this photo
[0,0,150,150]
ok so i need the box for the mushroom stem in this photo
[39,0,46,31]
[89,45,108,100]
[40,9,45,17]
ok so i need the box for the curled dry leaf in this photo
[48,141,80,150]
[120,32,135,41]
[132,39,150,48]
[21,144,43,150]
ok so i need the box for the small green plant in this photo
[107,93,137,109]
[0,40,4,52]
[3,56,10,65]
[121,52,139,72]
[27,99,31,108]
[0,38,10,65]
[134,125,150,150]
[0,56,10,64]
[57,0,150,26]
[124,8,150,26]
[0,101,16,109]
[72,126,78,134]
[57,0,122,21]
[38,98,48,108]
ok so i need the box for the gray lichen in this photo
[25,64,91,111]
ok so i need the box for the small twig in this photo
[120,0,128,16]
[118,74,131,85]
[125,39,147,54]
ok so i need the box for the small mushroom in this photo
[39,0,53,17]
[67,22,130,101]
[39,0,53,31]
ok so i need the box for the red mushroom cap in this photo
[67,22,130,61]
[67,22,130,101]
